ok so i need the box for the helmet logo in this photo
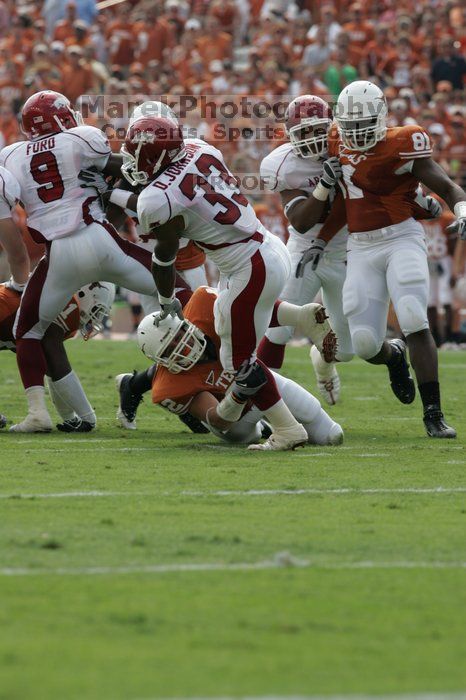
[131,130,155,144]
[53,96,69,109]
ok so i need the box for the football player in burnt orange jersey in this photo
[116,286,343,450]
[317,81,466,438]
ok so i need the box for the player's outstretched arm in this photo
[412,158,466,237]
[151,216,185,318]
[0,218,29,287]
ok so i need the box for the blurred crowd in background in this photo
[0,0,465,343]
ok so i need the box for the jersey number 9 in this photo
[30,152,65,203]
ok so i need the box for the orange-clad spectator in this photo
[163,0,186,43]
[386,98,417,127]
[209,0,236,35]
[64,20,93,50]
[53,2,78,43]
[196,16,232,65]
[343,3,374,50]
[430,92,454,132]
[106,5,136,66]
[255,62,288,98]
[0,105,21,145]
[0,66,23,111]
[379,35,419,88]
[134,8,175,65]
[127,63,149,93]
[61,46,95,104]
[364,24,393,77]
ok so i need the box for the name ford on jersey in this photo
[26,137,56,155]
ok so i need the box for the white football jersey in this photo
[260,142,347,253]
[137,139,268,273]
[0,166,20,219]
[0,125,111,240]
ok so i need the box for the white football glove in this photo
[446,202,466,240]
[154,297,184,324]
[414,187,442,219]
[320,157,342,189]
[79,167,110,196]
[296,239,327,278]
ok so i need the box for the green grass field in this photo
[0,341,465,700]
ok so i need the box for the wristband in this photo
[109,188,132,209]
[216,392,247,422]
[312,182,331,201]
[158,293,175,306]
[453,201,466,219]
[151,253,177,266]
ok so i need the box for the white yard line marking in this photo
[139,694,466,700]
[0,558,465,577]
[0,487,464,500]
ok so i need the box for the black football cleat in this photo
[178,412,210,434]
[57,417,94,433]
[0,413,7,429]
[387,339,415,404]
[423,408,457,439]
[116,372,144,429]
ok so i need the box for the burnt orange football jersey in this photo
[175,240,206,271]
[329,124,433,233]
[0,285,80,349]
[151,286,236,414]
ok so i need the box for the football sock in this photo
[16,338,47,388]
[25,385,48,414]
[262,399,302,433]
[310,344,335,379]
[46,376,76,421]
[50,371,96,425]
[275,301,301,328]
[256,337,286,370]
[129,365,156,395]
[419,381,441,413]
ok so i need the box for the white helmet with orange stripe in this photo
[335,80,388,151]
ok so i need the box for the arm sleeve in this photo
[137,187,174,235]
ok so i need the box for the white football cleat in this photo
[248,423,308,451]
[298,303,337,362]
[310,344,340,406]
[9,411,53,433]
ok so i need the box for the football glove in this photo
[79,166,110,194]
[414,187,442,219]
[154,297,184,324]
[232,359,268,400]
[320,157,342,189]
[296,238,327,278]
[447,217,466,240]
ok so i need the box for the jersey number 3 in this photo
[30,152,65,203]
[179,154,248,225]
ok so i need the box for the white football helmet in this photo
[137,313,206,374]
[129,100,178,127]
[77,282,115,340]
[335,80,388,151]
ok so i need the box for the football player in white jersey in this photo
[120,101,207,315]
[257,95,353,406]
[106,115,337,450]
[0,90,171,432]
[0,165,30,428]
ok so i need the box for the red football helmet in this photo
[21,91,82,140]
[285,95,333,158]
[121,116,186,186]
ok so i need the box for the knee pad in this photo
[351,327,382,360]
[396,294,429,335]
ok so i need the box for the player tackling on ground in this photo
[314,80,466,438]
[107,115,337,450]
